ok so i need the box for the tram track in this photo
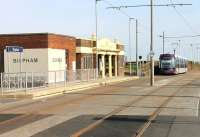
[1,76,178,114]
[0,74,190,135]
[131,82,193,137]
[0,80,134,113]
[0,77,160,128]
[0,75,179,114]
[69,75,198,137]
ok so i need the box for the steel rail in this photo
[69,75,190,137]
[0,81,130,113]
[132,78,197,137]
[0,79,151,127]
[0,74,178,114]
[0,75,188,130]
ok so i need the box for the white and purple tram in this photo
[159,54,188,75]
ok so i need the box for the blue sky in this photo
[0,0,199,61]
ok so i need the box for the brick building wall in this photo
[76,39,95,48]
[48,34,76,70]
[76,39,95,70]
[0,34,48,72]
[0,33,76,72]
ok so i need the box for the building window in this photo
[83,55,93,69]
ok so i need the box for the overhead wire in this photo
[99,0,132,60]
[166,35,200,39]
[168,0,198,34]
[100,0,150,37]
[102,0,131,18]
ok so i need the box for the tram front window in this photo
[160,59,175,69]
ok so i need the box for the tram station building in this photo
[0,33,125,78]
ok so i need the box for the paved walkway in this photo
[0,76,138,99]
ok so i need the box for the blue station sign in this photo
[6,46,23,53]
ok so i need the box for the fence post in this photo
[31,72,34,90]
[87,69,89,81]
[8,73,10,91]
[1,73,3,96]
[14,74,16,93]
[93,69,95,80]
[55,71,57,87]
[64,70,66,87]
[66,70,68,83]
[94,69,96,80]
[25,72,27,94]
[94,69,95,80]
[18,74,20,89]
[20,73,22,89]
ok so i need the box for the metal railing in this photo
[125,62,150,77]
[0,69,98,93]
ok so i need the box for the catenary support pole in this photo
[163,31,165,54]
[95,0,100,78]
[136,19,139,76]
[129,18,132,75]
[150,0,154,86]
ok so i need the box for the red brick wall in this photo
[0,33,76,72]
[48,34,76,70]
[76,39,95,47]
[0,34,48,51]
[0,34,48,72]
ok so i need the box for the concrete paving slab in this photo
[0,77,139,99]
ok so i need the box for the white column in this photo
[115,55,118,77]
[102,55,105,78]
[109,55,112,77]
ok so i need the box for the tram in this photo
[159,54,188,75]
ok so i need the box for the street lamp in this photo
[190,44,194,63]
[178,40,181,56]
[159,31,165,54]
[129,18,133,76]
[135,19,139,77]
[173,49,176,56]
[106,7,139,77]
[171,41,180,56]
[129,18,138,76]
[190,44,200,64]
[196,47,200,64]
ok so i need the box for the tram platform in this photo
[0,76,139,99]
